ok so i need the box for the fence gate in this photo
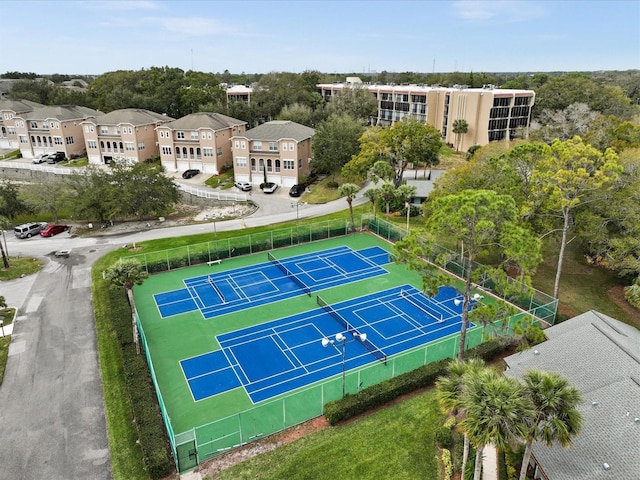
[176,432,198,472]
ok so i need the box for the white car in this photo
[32,153,50,164]
[262,182,279,194]
[234,181,252,191]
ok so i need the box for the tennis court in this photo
[153,245,391,319]
[180,283,474,403]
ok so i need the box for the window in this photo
[177,131,185,139]
[125,142,135,151]
[54,136,63,145]
[267,159,272,172]
[207,132,212,140]
[7,127,15,135]
[241,141,246,149]
[253,141,262,151]
[138,142,145,150]
[191,131,198,140]
[84,125,90,133]
[258,158,264,171]
[283,143,288,151]
[162,146,172,155]
[100,126,109,134]
[203,147,213,157]
[100,140,105,150]
[251,158,256,171]
[19,135,27,144]
[127,127,133,134]
[234,140,240,149]
[269,142,277,151]
[65,136,74,145]
[30,122,38,129]
[16,120,24,128]
[216,147,222,156]
[88,140,97,149]
[283,160,294,170]
[275,159,281,172]
[201,132,206,139]
[289,142,294,151]
[196,147,201,159]
[236,157,247,167]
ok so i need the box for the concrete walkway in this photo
[482,443,499,480]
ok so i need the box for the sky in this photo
[2,0,639,76]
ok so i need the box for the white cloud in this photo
[453,0,545,23]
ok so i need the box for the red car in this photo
[40,224,68,237]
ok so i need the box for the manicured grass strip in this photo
[216,387,444,480]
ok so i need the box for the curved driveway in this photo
[0,186,370,479]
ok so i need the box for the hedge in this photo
[107,288,173,478]
[323,339,517,426]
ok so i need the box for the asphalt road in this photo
[0,186,370,479]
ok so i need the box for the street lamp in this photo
[291,201,306,243]
[321,331,368,398]
[405,201,411,233]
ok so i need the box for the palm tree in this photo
[105,259,148,354]
[518,370,583,480]
[364,187,379,219]
[452,119,469,153]
[0,216,12,268]
[338,183,360,231]
[378,181,396,218]
[461,368,535,480]
[436,358,486,477]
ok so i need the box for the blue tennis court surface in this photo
[154,245,391,319]
[180,284,477,403]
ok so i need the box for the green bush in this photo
[106,288,173,478]
[435,426,453,449]
[327,180,339,189]
[442,448,453,480]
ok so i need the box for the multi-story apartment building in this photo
[81,108,172,165]
[14,105,101,159]
[225,85,252,103]
[231,120,314,188]
[156,112,247,174]
[317,80,535,153]
[0,99,43,149]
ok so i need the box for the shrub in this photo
[435,426,453,449]
[442,448,453,480]
[327,180,339,189]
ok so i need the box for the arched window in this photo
[259,159,264,172]
[182,147,188,156]
[119,142,124,152]
[251,158,256,171]
[107,141,111,152]
[196,147,201,159]
[266,159,272,172]
[100,141,105,150]
[189,147,194,159]
[275,159,281,172]
[36,135,41,146]
[31,135,36,144]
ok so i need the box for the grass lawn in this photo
[216,387,444,480]
[0,256,43,281]
[0,307,16,385]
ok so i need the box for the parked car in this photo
[182,169,200,179]
[288,184,304,197]
[234,181,252,191]
[262,182,279,194]
[14,222,47,238]
[46,152,66,164]
[32,153,50,164]
[40,223,69,237]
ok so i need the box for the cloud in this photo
[453,0,545,23]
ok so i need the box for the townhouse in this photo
[13,104,101,159]
[156,112,247,174]
[0,99,43,149]
[318,80,535,152]
[81,108,173,165]
[231,120,314,188]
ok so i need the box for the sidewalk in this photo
[482,443,499,480]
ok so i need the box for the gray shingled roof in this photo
[25,105,101,121]
[504,311,640,480]
[0,98,43,113]
[242,120,314,142]
[94,108,173,126]
[162,112,246,131]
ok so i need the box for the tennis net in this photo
[267,252,311,295]
[317,295,386,364]
[208,276,226,303]
[400,289,444,323]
